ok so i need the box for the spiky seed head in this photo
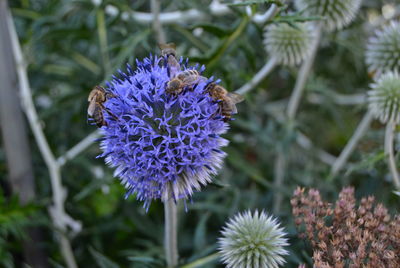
[264,22,314,66]
[368,71,400,124]
[294,0,362,31]
[218,210,289,268]
[366,21,400,77]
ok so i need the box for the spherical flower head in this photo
[218,210,289,268]
[99,55,229,208]
[366,21,400,77]
[264,22,314,66]
[368,71,400,124]
[294,0,362,31]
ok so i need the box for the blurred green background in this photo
[1,0,399,267]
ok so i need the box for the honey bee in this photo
[166,69,205,95]
[87,86,117,127]
[159,43,180,77]
[205,83,244,121]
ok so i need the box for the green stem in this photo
[207,16,250,70]
[96,9,110,78]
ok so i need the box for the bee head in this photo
[166,79,183,93]
[211,86,227,100]
[159,43,176,57]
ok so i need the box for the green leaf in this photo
[226,0,282,6]
[193,212,210,252]
[89,247,120,268]
[187,23,233,37]
[181,253,220,268]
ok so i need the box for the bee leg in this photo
[98,103,118,120]
[105,108,118,120]
[105,92,116,99]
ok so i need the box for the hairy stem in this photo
[274,23,322,213]
[251,4,279,24]
[385,120,400,189]
[235,57,277,95]
[57,130,101,167]
[330,110,374,178]
[273,149,286,213]
[287,23,322,120]
[151,0,166,44]
[164,199,178,268]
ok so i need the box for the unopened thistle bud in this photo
[368,71,400,124]
[264,22,314,66]
[218,210,289,268]
[366,21,400,77]
[295,0,362,31]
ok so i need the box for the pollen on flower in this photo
[96,54,234,209]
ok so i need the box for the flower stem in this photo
[207,15,249,71]
[329,110,374,179]
[235,57,277,95]
[384,120,400,189]
[164,199,178,268]
[150,0,166,44]
[273,149,286,214]
[273,22,322,213]
[287,23,322,120]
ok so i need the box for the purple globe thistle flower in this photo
[98,55,230,209]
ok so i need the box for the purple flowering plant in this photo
[97,55,231,209]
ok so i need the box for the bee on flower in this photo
[89,45,243,209]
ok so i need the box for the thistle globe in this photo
[294,0,362,31]
[366,21,400,77]
[98,56,230,209]
[264,22,314,66]
[368,71,400,124]
[218,210,289,268]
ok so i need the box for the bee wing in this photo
[88,89,96,101]
[159,43,176,50]
[166,42,176,50]
[227,93,245,104]
[87,101,96,117]
[222,100,238,114]
[229,103,238,114]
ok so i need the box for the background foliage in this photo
[1,0,399,267]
